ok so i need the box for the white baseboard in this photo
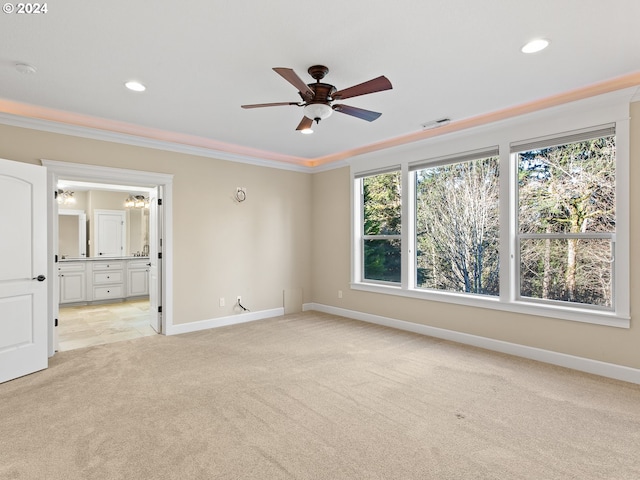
[165,307,285,336]
[303,303,640,385]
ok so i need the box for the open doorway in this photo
[56,180,155,351]
[43,160,173,357]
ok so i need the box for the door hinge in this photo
[54,190,58,199]
[158,306,162,313]
[55,254,58,263]
[55,318,58,327]
[158,198,162,206]
[158,252,162,259]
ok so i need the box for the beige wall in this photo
[311,102,640,370]
[0,124,312,326]
[1,101,638,369]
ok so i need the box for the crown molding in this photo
[2,72,638,175]
[0,111,315,174]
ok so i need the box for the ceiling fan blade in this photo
[273,68,314,99]
[295,116,314,131]
[241,102,300,109]
[332,76,392,100]
[332,104,382,122]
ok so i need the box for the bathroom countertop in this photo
[59,256,149,262]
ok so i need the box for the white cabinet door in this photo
[94,210,125,257]
[59,271,86,303]
[0,158,48,384]
[128,268,149,296]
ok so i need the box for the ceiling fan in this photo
[241,65,392,132]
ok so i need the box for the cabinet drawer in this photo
[128,260,150,270]
[93,285,124,300]
[92,262,123,271]
[93,271,123,284]
[59,262,85,273]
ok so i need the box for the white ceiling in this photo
[1,0,639,166]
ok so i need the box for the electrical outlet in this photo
[219,297,225,307]
[338,290,343,299]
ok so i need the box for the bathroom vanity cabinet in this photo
[59,258,149,304]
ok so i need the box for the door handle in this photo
[32,275,46,282]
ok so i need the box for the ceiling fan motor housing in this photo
[302,82,336,121]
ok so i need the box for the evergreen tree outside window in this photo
[361,170,402,283]
[514,127,616,308]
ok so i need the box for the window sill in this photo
[351,282,630,329]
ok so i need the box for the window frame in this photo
[350,99,630,328]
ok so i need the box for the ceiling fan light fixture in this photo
[300,128,314,134]
[303,103,333,121]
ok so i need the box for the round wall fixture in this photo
[235,187,247,202]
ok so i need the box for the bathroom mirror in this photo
[58,189,150,258]
[58,209,87,259]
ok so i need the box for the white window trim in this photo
[350,92,631,329]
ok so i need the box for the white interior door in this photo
[148,188,161,332]
[94,209,125,257]
[0,158,48,384]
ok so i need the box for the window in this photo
[514,126,616,309]
[413,150,500,296]
[351,115,629,326]
[359,169,401,283]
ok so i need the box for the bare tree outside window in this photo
[415,156,500,295]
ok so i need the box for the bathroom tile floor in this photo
[57,299,157,352]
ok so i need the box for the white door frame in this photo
[42,159,174,357]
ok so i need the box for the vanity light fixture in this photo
[57,189,76,205]
[124,194,149,209]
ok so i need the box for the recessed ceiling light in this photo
[300,128,314,134]
[15,63,37,74]
[125,80,146,92]
[521,38,550,54]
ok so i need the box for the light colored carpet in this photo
[1,311,639,479]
